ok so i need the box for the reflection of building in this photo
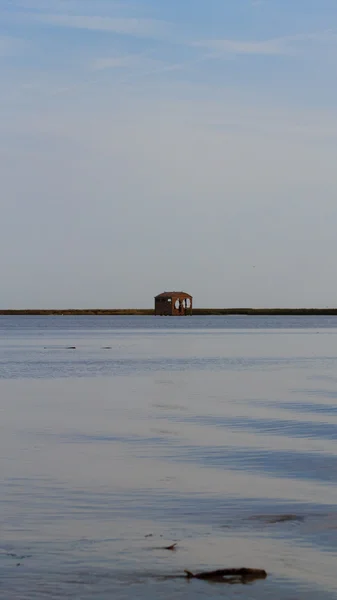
[154,291,193,316]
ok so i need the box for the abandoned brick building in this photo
[154,291,193,316]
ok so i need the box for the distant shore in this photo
[1,308,337,316]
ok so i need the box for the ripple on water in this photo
[1,317,337,599]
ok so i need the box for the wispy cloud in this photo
[91,55,139,71]
[194,30,337,57]
[89,53,187,89]
[195,38,290,56]
[5,0,127,13]
[33,14,173,41]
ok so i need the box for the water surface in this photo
[0,315,337,599]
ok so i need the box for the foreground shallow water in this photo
[0,315,337,599]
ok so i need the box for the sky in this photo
[1,0,337,308]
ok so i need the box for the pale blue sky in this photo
[1,0,337,308]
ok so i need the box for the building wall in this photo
[154,298,173,316]
[155,295,192,316]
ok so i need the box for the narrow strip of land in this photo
[0,308,337,316]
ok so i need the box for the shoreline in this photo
[1,308,337,316]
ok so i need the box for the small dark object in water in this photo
[102,346,112,349]
[145,534,153,538]
[184,568,267,583]
[16,563,21,567]
[165,543,177,550]
[268,514,304,524]
[252,514,304,524]
[66,346,76,349]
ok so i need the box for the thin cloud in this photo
[33,14,173,41]
[90,53,187,88]
[195,38,290,56]
[91,53,162,72]
[194,30,337,57]
[6,0,127,13]
[92,56,137,71]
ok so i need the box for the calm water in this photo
[1,315,337,599]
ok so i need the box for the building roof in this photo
[155,291,192,299]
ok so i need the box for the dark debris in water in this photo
[183,567,267,584]
[164,543,177,550]
[249,513,305,524]
[148,542,178,550]
[6,552,31,559]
